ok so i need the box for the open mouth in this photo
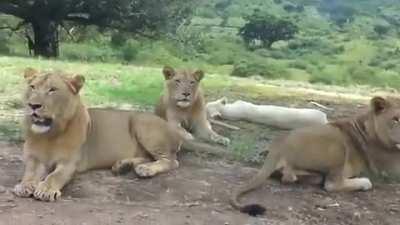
[30,113,53,133]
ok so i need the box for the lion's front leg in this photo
[166,113,194,140]
[13,157,46,198]
[33,162,77,202]
[193,118,230,146]
[135,158,179,178]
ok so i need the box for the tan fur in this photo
[14,69,182,202]
[155,66,230,146]
[231,96,400,215]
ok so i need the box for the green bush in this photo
[60,42,117,62]
[373,24,390,36]
[309,64,350,85]
[135,41,184,66]
[0,33,10,54]
[121,40,139,62]
[231,59,289,79]
[207,50,235,65]
[110,32,128,47]
[288,60,308,70]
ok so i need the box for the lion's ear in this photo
[23,67,38,82]
[163,66,175,80]
[371,96,390,114]
[68,75,85,94]
[193,69,204,82]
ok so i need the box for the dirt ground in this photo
[1,99,400,225]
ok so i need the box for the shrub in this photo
[207,50,235,65]
[289,60,308,70]
[231,59,289,79]
[239,11,298,49]
[309,64,350,85]
[0,33,10,54]
[60,42,117,62]
[283,3,304,13]
[318,0,356,27]
[121,40,139,62]
[373,24,390,36]
[110,32,128,47]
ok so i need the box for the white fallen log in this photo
[209,118,240,130]
[206,97,328,129]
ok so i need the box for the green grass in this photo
[0,55,398,163]
[0,56,234,107]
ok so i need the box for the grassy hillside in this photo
[1,0,400,88]
[0,56,398,161]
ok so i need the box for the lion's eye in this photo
[175,79,181,84]
[190,81,195,85]
[29,85,35,89]
[48,87,57,93]
[393,117,399,123]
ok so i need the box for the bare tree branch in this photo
[60,22,76,41]
[0,20,27,31]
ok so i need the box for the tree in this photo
[239,11,298,49]
[0,0,193,57]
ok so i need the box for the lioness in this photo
[13,68,183,202]
[231,96,400,216]
[155,66,230,146]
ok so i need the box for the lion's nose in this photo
[29,103,42,110]
[182,92,191,97]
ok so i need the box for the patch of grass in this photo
[229,132,259,161]
[0,119,22,143]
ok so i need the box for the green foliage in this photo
[239,11,298,48]
[110,32,128,47]
[121,40,140,62]
[318,0,357,27]
[231,59,289,79]
[2,0,400,92]
[373,24,390,36]
[0,33,10,55]
[60,42,118,62]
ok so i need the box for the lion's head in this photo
[23,68,85,135]
[162,66,204,108]
[368,96,400,150]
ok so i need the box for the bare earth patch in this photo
[1,99,400,225]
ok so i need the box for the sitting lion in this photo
[13,68,183,202]
[155,66,230,146]
[230,96,400,216]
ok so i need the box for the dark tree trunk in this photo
[31,19,59,58]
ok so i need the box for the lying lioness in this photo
[231,96,400,216]
[13,68,183,202]
[155,66,230,146]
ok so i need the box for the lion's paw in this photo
[212,134,230,146]
[135,164,157,178]
[112,160,132,175]
[358,178,373,191]
[33,182,61,202]
[13,182,36,198]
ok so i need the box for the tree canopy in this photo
[0,0,193,57]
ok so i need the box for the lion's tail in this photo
[230,149,280,216]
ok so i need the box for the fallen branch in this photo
[308,101,334,112]
[210,118,240,130]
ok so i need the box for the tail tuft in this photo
[240,204,266,216]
